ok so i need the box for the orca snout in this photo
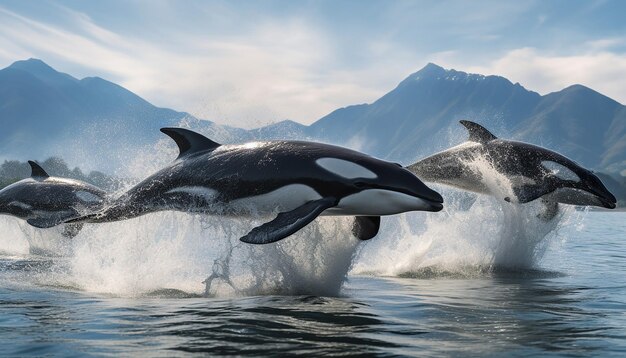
[588,176,617,209]
[337,165,444,215]
[402,168,444,203]
[601,189,617,209]
[406,183,444,212]
[414,189,444,212]
[387,167,444,209]
[598,191,617,209]
[422,200,444,212]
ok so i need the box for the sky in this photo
[1,0,626,128]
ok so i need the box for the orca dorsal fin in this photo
[28,161,49,180]
[459,120,497,143]
[160,127,221,160]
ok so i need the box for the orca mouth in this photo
[591,188,617,209]
[425,201,444,212]
[355,180,444,204]
[395,189,445,213]
[417,190,444,204]
[375,185,444,208]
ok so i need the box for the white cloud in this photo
[0,7,159,83]
[0,5,393,128]
[585,37,626,51]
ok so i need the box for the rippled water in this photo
[0,210,625,356]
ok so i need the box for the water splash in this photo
[353,156,582,278]
[31,213,358,298]
[0,216,30,256]
[1,120,366,298]
[0,122,588,296]
[0,216,72,257]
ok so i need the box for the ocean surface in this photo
[0,206,625,356]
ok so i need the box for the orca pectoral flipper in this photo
[512,184,555,204]
[352,216,380,241]
[240,197,338,244]
[63,213,97,224]
[27,216,66,229]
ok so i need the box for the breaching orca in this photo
[407,120,616,215]
[0,161,108,237]
[68,127,444,244]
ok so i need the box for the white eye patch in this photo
[541,161,580,182]
[316,158,377,179]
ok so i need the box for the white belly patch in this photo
[324,189,431,216]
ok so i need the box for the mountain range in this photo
[1,59,625,177]
[0,59,247,172]
[307,63,626,173]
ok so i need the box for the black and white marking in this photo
[407,120,617,212]
[0,161,108,237]
[68,127,444,244]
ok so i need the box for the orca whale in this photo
[407,120,617,212]
[69,127,444,244]
[0,161,108,236]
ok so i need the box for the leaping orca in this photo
[68,127,444,244]
[407,120,616,214]
[0,161,108,237]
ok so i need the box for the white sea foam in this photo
[35,213,359,298]
[0,216,72,257]
[0,216,31,256]
[353,156,582,277]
